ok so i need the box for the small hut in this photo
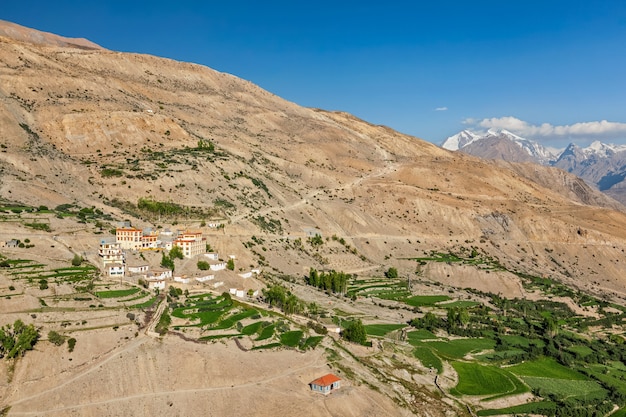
[309,374,341,394]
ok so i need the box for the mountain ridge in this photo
[443,129,626,205]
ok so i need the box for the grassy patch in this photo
[280,330,303,347]
[302,336,324,349]
[407,329,439,345]
[364,323,405,337]
[256,324,275,341]
[519,376,606,400]
[95,288,140,298]
[241,321,264,336]
[477,401,557,416]
[451,362,525,397]
[424,338,495,359]
[508,357,588,380]
[413,346,443,373]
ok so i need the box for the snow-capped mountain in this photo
[442,128,559,165]
[442,130,626,205]
[441,130,481,151]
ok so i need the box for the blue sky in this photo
[3,1,626,147]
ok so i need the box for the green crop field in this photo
[407,329,439,344]
[302,336,324,349]
[241,321,264,335]
[404,295,450,307]
[364,323,405,337]
[211,308,258,330]
[520,376,606,400]
[280,330,303,347]
[477,400,557,416]
[256,324,275,341]
[451,362,527,397]
[413,346,443,373]
[423,338,495,359]
[95,288,141,298]
[508,357,588,380]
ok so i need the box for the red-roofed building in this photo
[309,374,341,394]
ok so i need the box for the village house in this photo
[4,239,19,248]
[146,277,166,291]
[147,268,172,280]
[115,227,143,250]
[98,238,124,265]
[172,231,205,259]
[309,374,341,394]
[115,227,159,251]
[127,263,149,274]
[195,274,215,283]
[107,263,125,278]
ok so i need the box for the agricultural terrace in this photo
[300,250,626,416]
[169,292,324,350]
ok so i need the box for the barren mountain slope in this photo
[2,34,626,301]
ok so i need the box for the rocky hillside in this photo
[1,24,626,303]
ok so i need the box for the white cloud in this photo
[463,116,626,143]
[435,107,448,111]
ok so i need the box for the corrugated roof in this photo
[310,373,341,387]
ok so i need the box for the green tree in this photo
[0,320,39,359]
[226,258,235,271]
[342,319,367,345]
[169,245,184,260]
[197,260,210,270]
[160,252,175,271]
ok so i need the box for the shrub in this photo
[67,338,76,352]
[197,260,210,270]
[48,330,66,346]
[71,254,83,266]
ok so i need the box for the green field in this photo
[508,357,588,380]
[521,376,606,400]
[95,288,141,298]
[404,295,451,307]
[364,323,405,337]
[256,323,275,341]
[423,338,495,359]
[413,346,443,373]
[407,329,439,344]
[302,336,324,349]
[451,362,526,397]
[477,401,557,416]
[280,330,303,347]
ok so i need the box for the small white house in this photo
[107,263,125,277]
[204,253,219,261]
[239,271,253,279]
[147,278,166,291]
[195,274,215,283]
[229,288,246,298]
[127,264,149,274]
[174,276,191,284]
[149,269,172,280]
[210,262,227,271]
